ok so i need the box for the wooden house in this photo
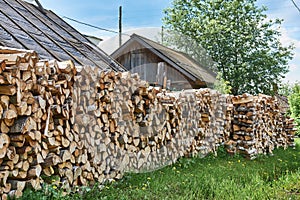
[275,95,290,113]
[111,34,216,90]
[0,0,124,71]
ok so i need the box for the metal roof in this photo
[0,0,125,71]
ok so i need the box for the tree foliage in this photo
[278,82,293,97]
[162,30,218,73]
[214,72,232,94]
[289,82,300,135]
[163,0,294,95]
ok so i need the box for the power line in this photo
[290,0,300,13]
[62,16,129,36]
[62,16,118,34]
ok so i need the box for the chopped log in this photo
[9,117,37,133]
[0,85,16,96]
[1,121,10,134]
[28,165,42,178]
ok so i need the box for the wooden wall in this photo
[115,41,195,90]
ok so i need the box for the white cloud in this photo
[290,63,298,71]
[280,27,300,48]
[277,25,300,83]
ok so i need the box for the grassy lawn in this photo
[21,139,300,200]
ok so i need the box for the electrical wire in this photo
[62,16,130,36]
[290,0,300,13]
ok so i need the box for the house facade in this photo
[111,34,216,90]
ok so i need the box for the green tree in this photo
[289,82,300,135]
[214,72,232,94]
[161,30,218,72]
[278,82,293,97]
[163,0,294,95]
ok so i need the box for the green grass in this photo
[20,139,300,200]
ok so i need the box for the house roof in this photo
[99,27,162,54]
[111,34,216,85]
[0,0,125,71]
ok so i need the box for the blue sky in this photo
[39,0,171,37]
[38,0,299,83]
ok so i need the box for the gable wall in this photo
[114,42,195,90]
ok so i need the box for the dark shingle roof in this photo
[112,34,216,85]
[0,0,125,71]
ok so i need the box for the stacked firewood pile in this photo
[0,48,43,198]
[189,89,231,156]
[225,93,296,159]
[0,47,78,198]
[0,47,297,198]
[75,68,196,173]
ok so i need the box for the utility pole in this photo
[34,0,45,13]
[119,6,122,47]
[161,26,164,44]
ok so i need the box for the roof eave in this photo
[131,34,198,82]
